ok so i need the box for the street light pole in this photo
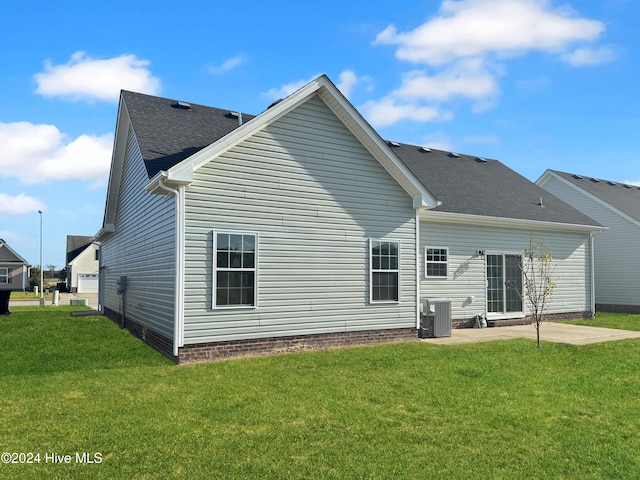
[38,210,44,308]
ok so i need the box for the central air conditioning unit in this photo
[419,298,452,338]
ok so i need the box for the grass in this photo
[8,292,53,300]
[564,311,640,331]
[2,308,640,478]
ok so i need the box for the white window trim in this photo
[485,251,525,320]
[425,246,449,279]
[0,267,7,284]
[212,231,258,310]
[369,238,401,304]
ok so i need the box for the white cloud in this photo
[369,0,612,126]
[0,193,45,215]
[263,74,321,100]
[393,59,500,103]
[359,97,452,127]
[208,55,247,75]
[336,70,373,99]
[561,46,616,66]
[375,0,606,65]
[0,122,113,184]
[34,51,161,101]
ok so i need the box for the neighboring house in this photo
[537,170,640,312]
[66,235,99,293]
[96,74,602,363]
[0,239,30,291]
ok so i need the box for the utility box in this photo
[419,298,452,338]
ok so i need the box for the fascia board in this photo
[102,96,131,227]
[538,170,640,230]
[316,79,439,209]
[166,78,326,183]
[165,75,438,209]
[419,210,607,233]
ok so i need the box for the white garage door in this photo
[78,274,99,293]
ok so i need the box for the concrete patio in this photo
[420,322,640,346]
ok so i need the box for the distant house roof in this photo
[122,91,255,178]
[66,235,93,264]
[0,239,29,265]
[116,84,599,230]
[544,170,640,223]
[390,144,600,227]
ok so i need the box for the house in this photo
[66,235,99,293]
[0,239,30,291]
[96,75,602,363]
[537,170,640,313]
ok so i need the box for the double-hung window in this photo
[425,247,448,278]
[370,239,399,303]
[213,232,257,308]
[0,268,7,284]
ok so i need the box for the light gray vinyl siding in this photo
[541,176,640,306]
[182,94,417,343]
[420,221,591,320]
[100,125,176,339]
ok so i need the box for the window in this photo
[213,232,257,308]
[486,253,523,315]
[0,268,7,284]
[425,247,448,277]
[370,240,399,303]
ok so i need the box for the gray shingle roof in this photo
[120,90,599,228]
[122,91,255,178]
[66,235,93,264]
[549,170,640,223]
[390,143,600,226]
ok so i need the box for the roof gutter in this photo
[419,210,607,233]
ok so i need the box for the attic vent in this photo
[572,174,583,179]
[475,157,487,163]
[268,98,283,109]
[388,141,400,148]
[608,181,617,186]
[419,147,432,153]
[174,101,191,110]
[449,152,460,158]
[624,184,632,189]
[538,197,544,207]
[590,178,600,183]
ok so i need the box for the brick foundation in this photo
[596,304,640,314]
[104,307,176,361]
[487,311,592,328]
[178,328,418,364]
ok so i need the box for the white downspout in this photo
[415,210,421,328]
[590,232,596,318]
[155,178,185,357]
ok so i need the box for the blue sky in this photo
[1,0,638,267]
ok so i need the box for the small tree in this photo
[522,238,556,348]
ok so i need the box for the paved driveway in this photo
[420,322,640,346]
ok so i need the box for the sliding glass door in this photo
[486,254,523,315]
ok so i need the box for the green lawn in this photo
[564,311,640,331]
[2,308,640,478]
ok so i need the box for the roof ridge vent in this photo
[623,184,632,189]
[608,181,617,186]
[419,147,431,153]
[572,174,583,179]
[475,157,487,163]
[590,178,600,183]
[449,152,460,158]
[388,141,400,148]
